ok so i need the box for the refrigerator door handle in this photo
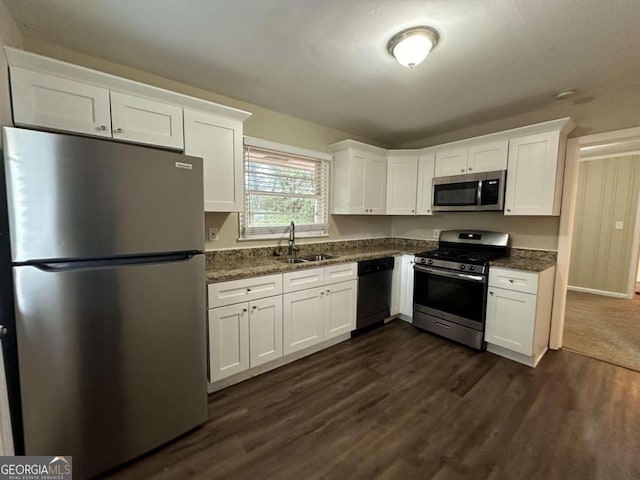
[32,252,200,272]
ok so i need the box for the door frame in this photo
[550,126,640,349]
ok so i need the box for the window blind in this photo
[240,145,330,239]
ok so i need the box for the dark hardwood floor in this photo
[104,320,640,480]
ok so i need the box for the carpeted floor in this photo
[563,290,640,372]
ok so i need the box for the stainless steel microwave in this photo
[432,170,506,212]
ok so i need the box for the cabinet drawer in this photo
[489,268,538,294]
[208,274,283,308]
[283,267,325,293]
[324,262,357,285]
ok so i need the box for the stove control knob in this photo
[427,259,433,265]
[460,264,466,270]
[469,265,475,271]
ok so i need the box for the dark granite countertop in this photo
[205,238,557,284]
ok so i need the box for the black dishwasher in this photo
[355,257,395,331]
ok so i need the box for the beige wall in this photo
[17,38,394,250]
[569,155,640,294]
[398,82,640,150]
[0,0,23,147]
[391,213,560,250]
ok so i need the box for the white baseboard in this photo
[567,285,630,299]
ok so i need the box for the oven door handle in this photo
[413,264,486,283]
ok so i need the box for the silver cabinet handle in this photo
[427,209,431,213]
[95,125,107,131]
[489,291,494,295]
[246,288,251,292]
[0,325,7,337]
[113,128,124,134]
[320,291,325,296]
[242,308,247,313]
[411,209,415,213]
[460,169,465,172]
[506,208,511,212]
[326,289,331,293]
[252,305,257,310]
[509,279,514,283]
[468,167,473,171]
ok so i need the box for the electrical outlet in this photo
[208,227,219,241]
[433,229,440,239]
[615,221,624,230]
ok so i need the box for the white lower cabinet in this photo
[324,280,357,339]
[208,263,358,386]
[283,287,325,355]
[391,255,414,320]
[484,266,556,367]
[208,303,250,382]
[249,296,283,368]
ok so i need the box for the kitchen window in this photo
[240,137,330,240]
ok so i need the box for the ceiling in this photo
[4,0,640,146]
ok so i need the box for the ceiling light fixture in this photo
[555,88,577,100]
[387,26,439,68]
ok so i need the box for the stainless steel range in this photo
[413,230,510,349]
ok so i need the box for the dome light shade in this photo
[388,27,439,68]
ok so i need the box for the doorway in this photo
[551,129,640,371]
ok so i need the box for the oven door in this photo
[413,264,487,330]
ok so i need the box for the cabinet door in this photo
[485,287,536,355]
[365,154,388,214]
[208,303,249,381]
[249,296,283,368]
[386,154,418,215]
[10,67,112,138]
[416,153,435,215]
[467,140,508,173]
[504,131,561,216]
[435,148,468,177]
[324,280,357,339]
[110,91,184,149]
[347,150,367,214]
[184,109,244,212]
[400,255,415,317]
[283,287,324,355]
[390,256,402,316]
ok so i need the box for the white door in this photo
[504,131,560,215]
[208,303,250,381]
[386,155,418,215]
[184,109,243,212]
[467,140,508,173]
[10,67,112,138]
[485,287,536,355]
[324,280,357,339]
[347,151,367,214]
[434,148,468,177]
[400,255,415,317]
[416,153,435,215]
[249,296,283,368]
[283,287,325,355]
[366,154,388,214]
[110,91,184,149]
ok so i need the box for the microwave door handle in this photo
[477,179,483,207]
[413,265,486,283]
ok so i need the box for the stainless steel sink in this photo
[300,253,335,262]
[280,253,335,264]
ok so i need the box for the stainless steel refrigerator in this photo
[0,127,208,479]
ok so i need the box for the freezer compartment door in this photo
[13,254,206,479]
[2,127,204,262]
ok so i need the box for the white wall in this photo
[0,0,21,456]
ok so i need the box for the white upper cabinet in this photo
[435,140,508,177]
[467,140,508,173]
[386,152,418,215]
[416,151,436,215]
[10,67,112,138]
[184,109,244,212]
[5,47,251,159]
[110,91,184,149]
[435,148,468,177]
[329,140,387,215]
[505,131,563,216]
